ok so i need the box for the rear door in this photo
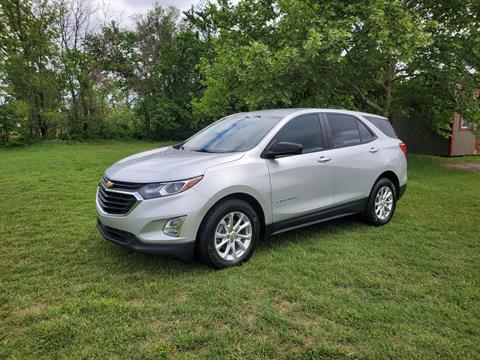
[266,113,334,223]
[323,112,382,205]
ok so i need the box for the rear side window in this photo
[274,114,323,153]
[326,114,362,148]
[357,120,375,142]
[365,116,398,139]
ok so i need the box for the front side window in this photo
[326,113,362,148]
[182,113,282,152]
[273,114,323,153]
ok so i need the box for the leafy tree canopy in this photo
[193,0,480,135]
[0,0,478,143]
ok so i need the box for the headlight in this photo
[138,176,203,199]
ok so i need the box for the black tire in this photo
[196,198,261,269]
[365,178,397,226]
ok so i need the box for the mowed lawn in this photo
[0,142,479,359]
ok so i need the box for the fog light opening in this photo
[163,216,186,237]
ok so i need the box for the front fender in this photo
[193,157,272,230]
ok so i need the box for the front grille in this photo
[100,176,144,191]
[97,220,136,244]
[97,185,137,215]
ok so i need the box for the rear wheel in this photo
[365,178,397,226]
[197,199,260,269]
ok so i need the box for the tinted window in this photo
[274,114,322,153]
[326,114,361,148]
[357,120,374,142]
[365,116,398,139]
[183,113,282,152]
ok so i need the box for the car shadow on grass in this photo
[92,235,203,275]
[257,214,369,251]
[92,214,370,273]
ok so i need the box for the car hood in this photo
[105,146,244,183]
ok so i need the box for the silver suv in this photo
[97,109,407,268]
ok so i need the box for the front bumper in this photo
[96,185,210,260]
[97,220,195,261]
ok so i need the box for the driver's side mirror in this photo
[264,142,303,159]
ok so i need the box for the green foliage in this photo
[0,99,28,143]
[399,0,480,133]
[0,0,478,141]
[84,8,206,140]
[141,30,206,139]
[193,0,355,119]
[336,0,432,116]
[0,0,62,140]
[100,107,136,140]
[193,0,479,136]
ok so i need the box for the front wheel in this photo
[196,199,260,269]
[365,178,397,226]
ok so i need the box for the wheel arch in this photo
[375,170,400,196]
[196,192,267,242]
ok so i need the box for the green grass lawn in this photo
[0,141,479,359]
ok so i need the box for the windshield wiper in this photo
[192,148,216,153]
[181,145,231,153]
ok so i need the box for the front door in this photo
[266,114,334,224]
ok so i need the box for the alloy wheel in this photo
[214,211,252,261]
[374,186,393,220]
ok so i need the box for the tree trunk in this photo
[38,87,48,138]
[79,78,91,136]
[81,96,89,135]
[68,77,78,134]
[382,63,394,118]
[144,104,150,138]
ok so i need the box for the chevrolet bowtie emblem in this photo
[105,180,114,189]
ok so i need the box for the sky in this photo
[104,0,203,27]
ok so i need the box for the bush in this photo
[0,99,28,144]
[99,108,136,140]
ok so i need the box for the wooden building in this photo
[392,113,479,157]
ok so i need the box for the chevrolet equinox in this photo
[97,109,407,269]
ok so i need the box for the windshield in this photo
[181,113,282,153]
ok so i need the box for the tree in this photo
[0,0,62,139]
[142,30,207,139]
[192,0,480,135]
[57,0,97,137]
[132,6,181,137]
[86,5,207,140]
[193,0,353,121]
[0,98,28,143]
[1,0,477,143]
[398,0,480,135]
[333,0,431,118]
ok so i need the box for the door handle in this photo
[317,156,331,163]
[369,147,380,153]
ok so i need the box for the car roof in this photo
[237,108,388,120]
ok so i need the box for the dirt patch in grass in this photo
[440,163,480,173]
[278,300,293,313]
[333,284,352,293]
[128,299,145,308]
[13,303,49,318]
